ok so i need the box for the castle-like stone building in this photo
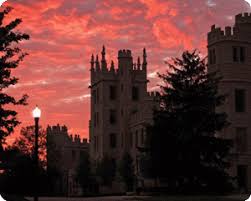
[208,13,251,191]
[46,124,89,196]
[89,47,157,171]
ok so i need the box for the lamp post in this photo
[32,106,41,201]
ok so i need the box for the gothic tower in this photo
[208,13,251,191]
[89,47,152,165]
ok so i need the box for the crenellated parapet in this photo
[208,13,251,45]
[47,124,88,146]
[47,124,68,135]
[90,47,147,86]
[147,91,160,98]
[118,49,132,58]
[235,13,251,24]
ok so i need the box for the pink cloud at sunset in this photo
[1,0,250,143]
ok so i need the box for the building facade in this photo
[89,47,157,170]
[46,124,89,196]
[208,13,251,191]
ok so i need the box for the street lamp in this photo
[32,105,41,201]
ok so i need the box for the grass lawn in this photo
[125,195,249,201]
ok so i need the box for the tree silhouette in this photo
[12,125,46,164]
[0,7,29,156]
[146,50,233,193]
[75,151,93,194]
[96,156,116,186]
[119,152,135,192]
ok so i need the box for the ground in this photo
[25,195,250,201]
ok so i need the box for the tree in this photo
[96,156,116,186]
[0,7,29,154]
[146,50,233,193]
[75,152,92,194]
[119,152,135,192]
[0,147,47,196]
[12,125,46,164]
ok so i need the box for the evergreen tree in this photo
[12,125,46,164]
[147,50,233,193]
[96,156,116,186]
[119,152,135,192]
[0,7,29,154]
[75,151,92,194]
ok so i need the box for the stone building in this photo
[46,124,89,196]
[89,47,158,175]
[208,13,251,191]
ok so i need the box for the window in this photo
[121,133,123,147]
[97,112,99,127]
[94,113,96,127]
[233,47,238,62]
[135,130,138,147]
[129,132,133,148]
[235,89,246,112]
[209,49,216,64]
[141,128,145,145]
[237,165,247,189]
[94,112,99,127]
[233,46,246,63]
[236,127,248,153]
[109,85,116,100]
[97,88,99,103]
[109,109,116,124]
[110,133,117,148]
[132,86,139,101]
[94,136,98,152]
[72,150,76,159]
[240,47,245,62]
[93,90,96,104]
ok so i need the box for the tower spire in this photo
[143,47,147,71]
[110,60,115,72]
[101,45,107,71]
[137,56,141,70]
[90,54,94,71]
[95,54,100,71]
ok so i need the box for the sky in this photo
[2,0,251,143]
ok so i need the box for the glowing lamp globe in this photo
[32,106,41,118]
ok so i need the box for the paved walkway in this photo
[26,195,250,201]
[26,196,150,201]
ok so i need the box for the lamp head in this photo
[32,105,41,118]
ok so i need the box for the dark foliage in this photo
[119,152,135,191]
[75,151,93,194]
[0,7,29,155]
[0,148,47,196]
[96,156,116,186]
[145,50,233,193]
[12,125,46,165]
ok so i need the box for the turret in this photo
[95,55,100,71]
[142,48,147,71]
[110,60,115,73]
[90,54,94,71]
[118,49,133,73]
[137,57,141,70]
[101,45,108,72]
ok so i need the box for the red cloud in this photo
[2,0,250,144]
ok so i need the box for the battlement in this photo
[47,124,88,145]
[235,13,251,24]
[208,13,251,45]
[90,47,147,84]
[69,134,88,144]
[147,91,160,98]
[47,124,68,135]
[118,49,132,58]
